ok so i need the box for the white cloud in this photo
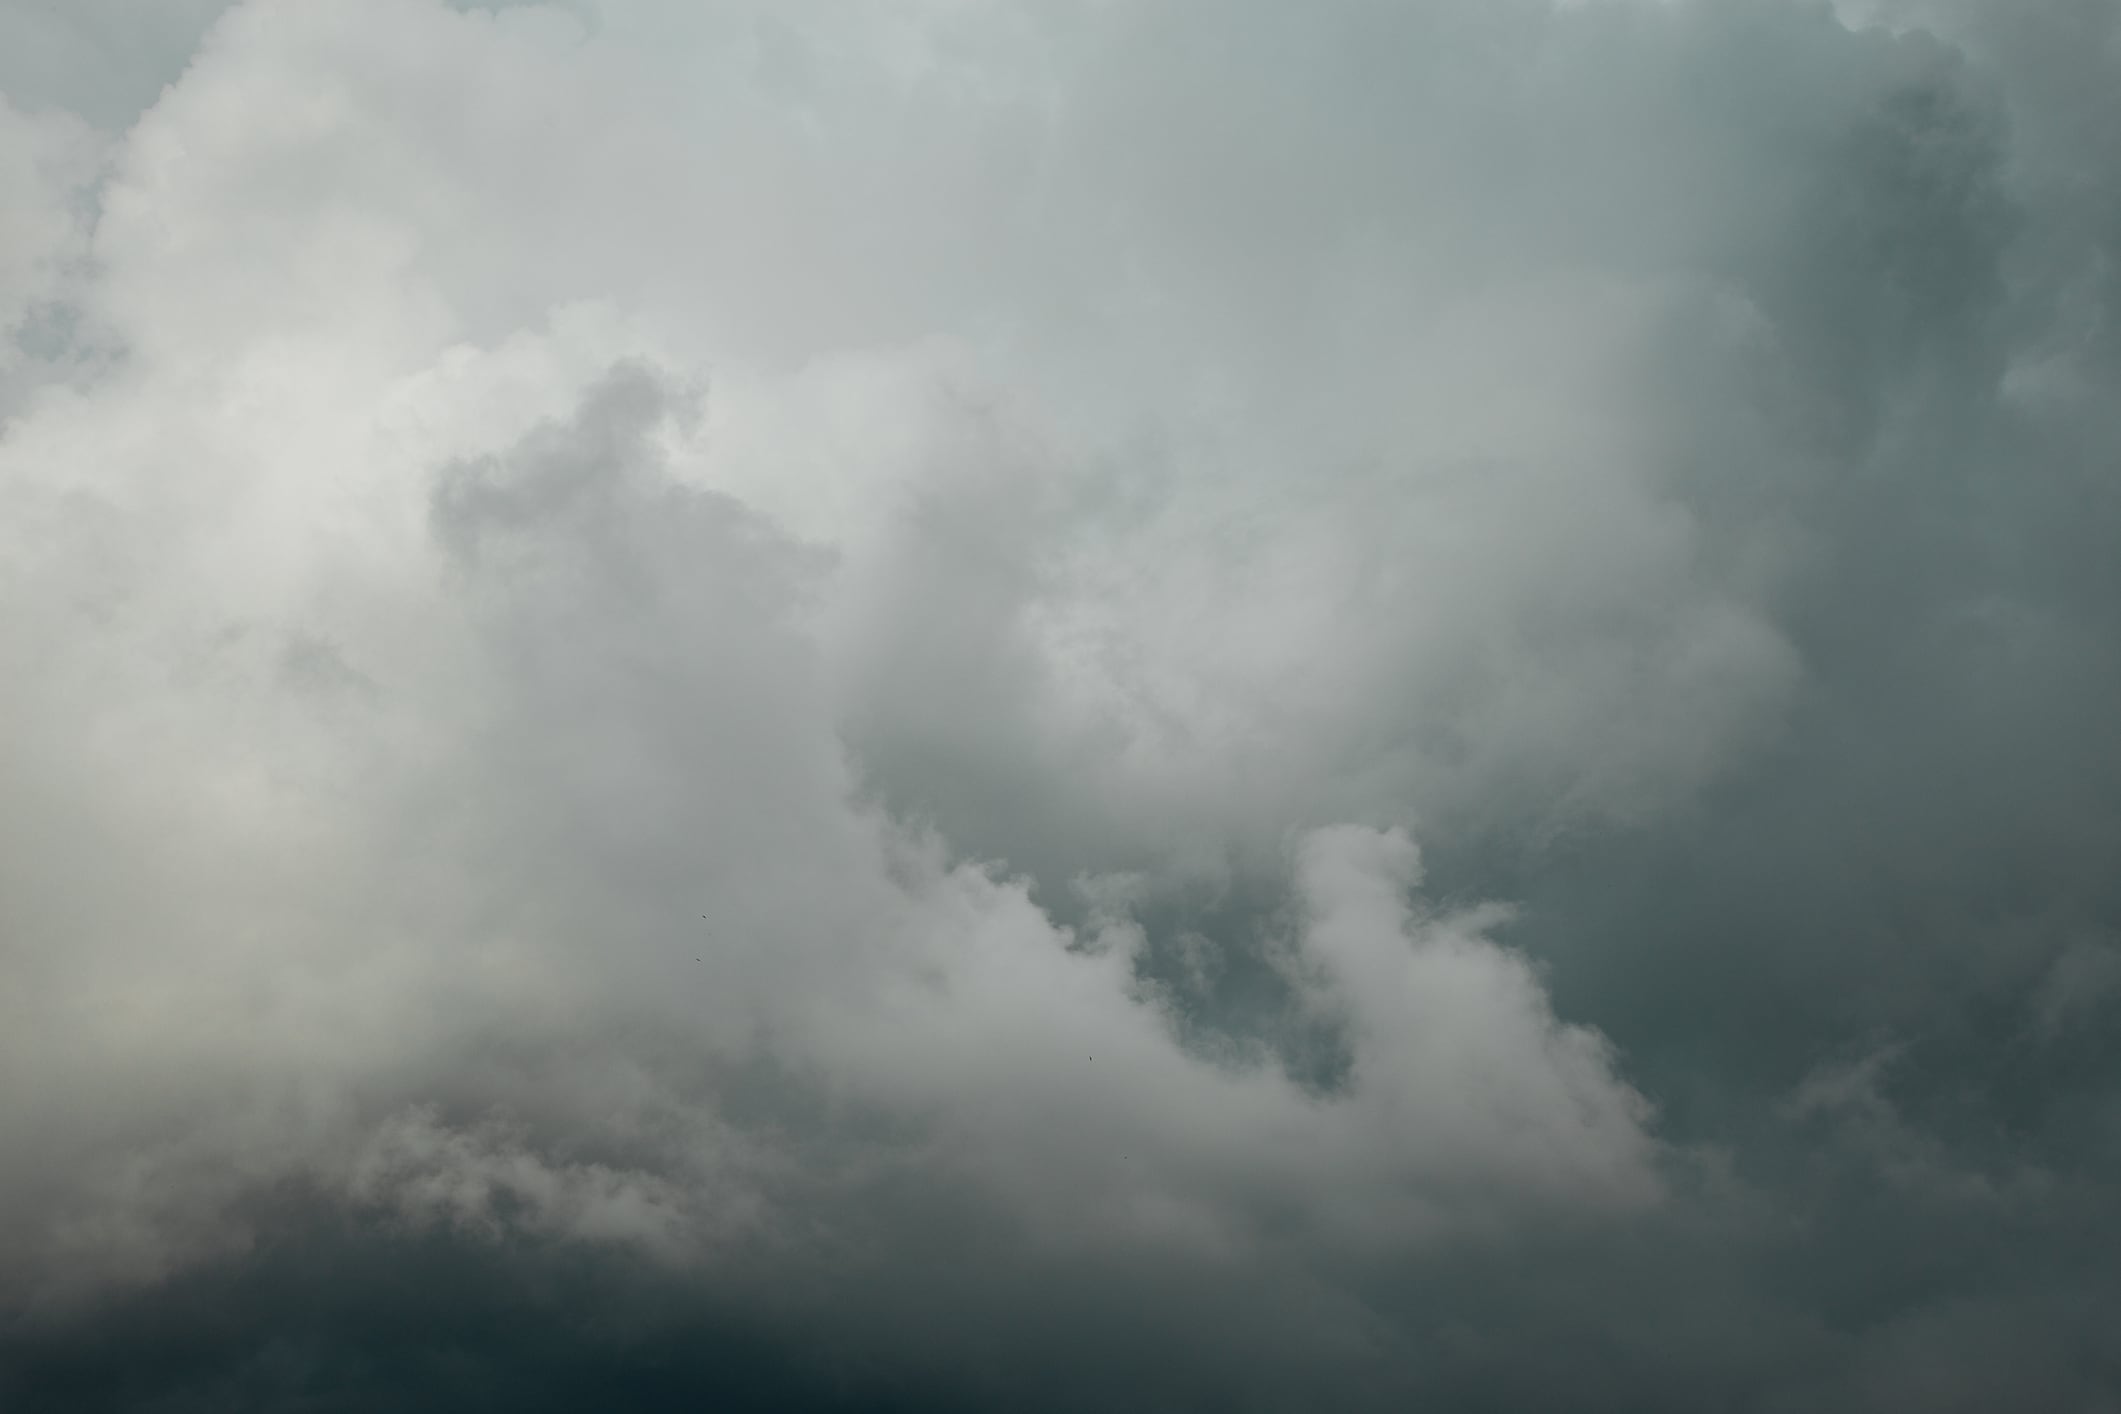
[0,0,1854,1319]
[12,3,2121,1408]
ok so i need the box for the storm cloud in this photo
[3,0,2119,1409]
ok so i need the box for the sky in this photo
[1,0,2118,1409]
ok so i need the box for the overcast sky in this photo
[2,1,2119,1409]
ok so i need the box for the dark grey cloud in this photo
[3,0,2120,1409]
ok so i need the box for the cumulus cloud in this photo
[3,0,2120,1409]
[0,343,1658,1303]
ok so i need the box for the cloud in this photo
[0,343,1660,1307]
[3,0,2120,1409]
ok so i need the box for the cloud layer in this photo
[3,0,2120,1409]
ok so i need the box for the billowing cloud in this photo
[3,0,2119,1409]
